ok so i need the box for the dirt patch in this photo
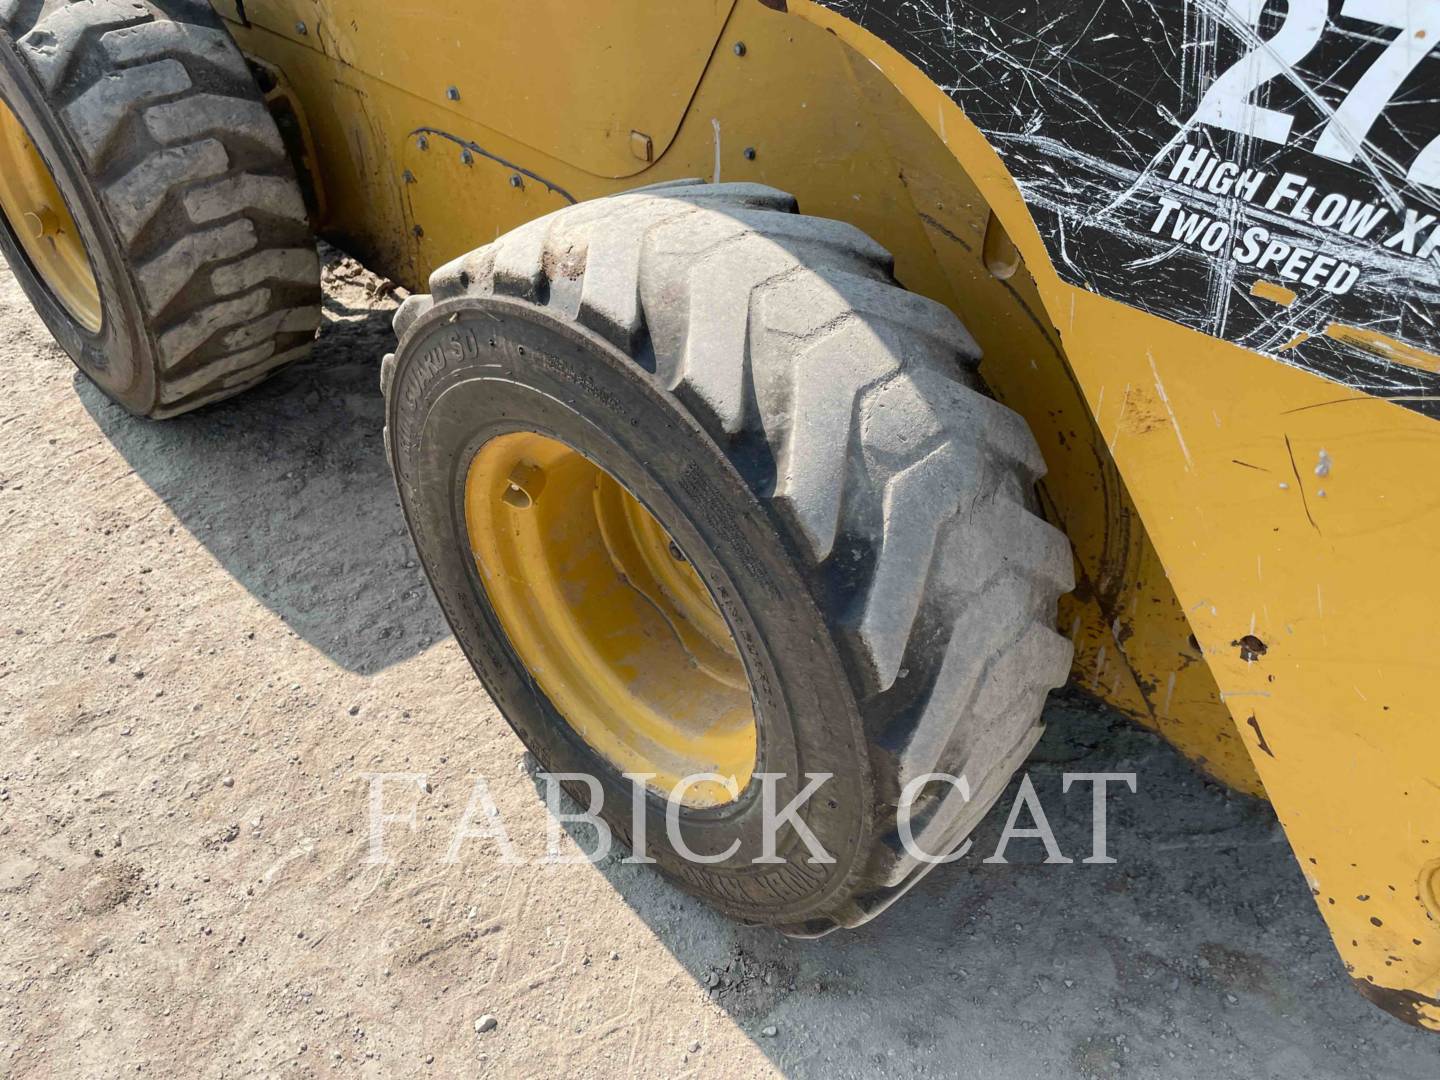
[75,861,143,916]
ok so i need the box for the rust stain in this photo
[1118,385,1166,437]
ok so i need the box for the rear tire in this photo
[384,182,1074,933]
[0,0,319,417]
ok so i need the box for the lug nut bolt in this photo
[503,463,546,509]
[21,207,59,241]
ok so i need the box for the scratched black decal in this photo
[824,0,1440,413]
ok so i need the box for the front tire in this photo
[384,182,1074,933]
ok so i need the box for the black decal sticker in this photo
[823,1,1440,414]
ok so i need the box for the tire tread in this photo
[8,0,319,416]
[391,181,1074,930]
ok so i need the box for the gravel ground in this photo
[1,250,1436,1079]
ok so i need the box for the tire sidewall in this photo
[0,34,154,412]
[388,296,875,927]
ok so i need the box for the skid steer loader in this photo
[1,0,1437,1030]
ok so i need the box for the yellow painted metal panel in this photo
[236,0,735,179]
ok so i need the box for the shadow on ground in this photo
[75,268,446,674]
[552,691,1437,1079]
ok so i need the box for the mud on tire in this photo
[0,0,319,417]
[383,181,1074,933]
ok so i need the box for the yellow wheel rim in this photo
[0,95,102,332]
[466,432,757,807]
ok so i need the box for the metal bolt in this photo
[446,86,460,101]
[509,174,524,189]
[294,20,307,35]
[401,169,415,184]
[667,540,688,564]
[503,463,546,509]
[743,147,756,161]
[21,207,58,240]
[417,134,429,151]
[460,148,473,166]
[412,225,424,238]
[733,41,747,56]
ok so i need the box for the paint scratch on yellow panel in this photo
[1147,351,1192,471]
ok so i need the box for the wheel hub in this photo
[0,95,101,332]
[465,432,757,807]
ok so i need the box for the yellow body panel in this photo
[236,0,733,179]
[213,0,1439,1025]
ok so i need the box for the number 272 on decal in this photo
[1192,0,1439,187]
